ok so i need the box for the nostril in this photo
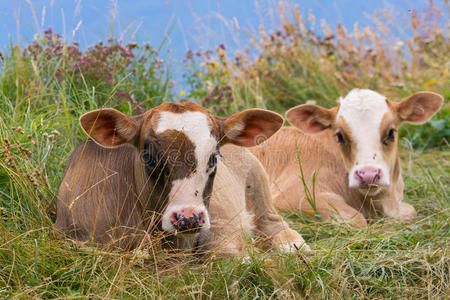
[197,212,205,224]
[355,167,383,186]
[170,212,179,224]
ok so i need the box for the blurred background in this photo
[1,1,445,62]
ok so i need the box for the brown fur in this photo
[251,91,443,226]
[56,102,309,254]
[251,127,370,226]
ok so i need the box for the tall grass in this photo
[0,1,449,298]
[184,1,449,149]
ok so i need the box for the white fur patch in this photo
[337,89,391,187]
[161,177,211,232]
[156,111,217,232]
[156,111,217,170]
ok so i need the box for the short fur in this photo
[251,90,443,226]
[56,102,309,255]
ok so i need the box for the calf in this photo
[251,89,443,226]
[56,102,309,255]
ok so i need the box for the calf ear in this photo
[80,108,139,148]
[222,109,284,147]
[395,92,443,124]
[286,104,335,134]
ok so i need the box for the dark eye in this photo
[208,151,219,169]
[142,151,156,167]
[336,131,346,144]
[383,128,396,145]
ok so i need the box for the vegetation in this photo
[184,2,449,149]
[0,1,448,298]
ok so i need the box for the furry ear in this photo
[394,92,443,124]
[286,104,335,134]
[80,108,139,148]
[221,109,284,147]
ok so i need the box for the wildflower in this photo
[205,50,212,60]
[180,91,186,96]
[197,72,202,77]
[200,62,206,67]
[343,65,352,73]
[423,79,435,89]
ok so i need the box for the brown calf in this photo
[56,102,309,255]
[251,89,443,226]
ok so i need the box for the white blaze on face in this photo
[156,111,217,232]
[337,89,391,188]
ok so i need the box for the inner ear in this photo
[80,108,140,148]
[396,91,443,124]
[286,104,335,134]
[221,109,284,147]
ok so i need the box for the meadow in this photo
[0,2,449,299]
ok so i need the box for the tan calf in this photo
[251,89,443,226]
[56,102,309,255]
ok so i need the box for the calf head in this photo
[80,102,283,238]
[286,89,443,195]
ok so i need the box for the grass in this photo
[0,142,448,298]
[0,1,449,298]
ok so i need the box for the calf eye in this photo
[142,142,157,167]
[383,128,396,145]
[336,131,346,144]
[208,151,219,169]
[142,151,156,167]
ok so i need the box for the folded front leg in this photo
[301,191,367,227]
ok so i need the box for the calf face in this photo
[286,89,443,195]
[79,102,283,236]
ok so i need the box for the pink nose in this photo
[170,207,206,232]
[354,167,382,187]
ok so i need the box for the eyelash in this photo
[336,131,346,144]
[208,151,220,169]
[142,148,157,167]
[383,128,396,145]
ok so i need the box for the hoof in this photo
[272,229,311,254]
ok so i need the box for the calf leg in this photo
[204,207,252,257]
[301,192,367,227]
[371,180,416,220]
[376,199,416,220]
[245,158,310,253]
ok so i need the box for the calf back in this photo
[56,140,144,248]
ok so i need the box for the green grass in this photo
[0,83,449,298]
